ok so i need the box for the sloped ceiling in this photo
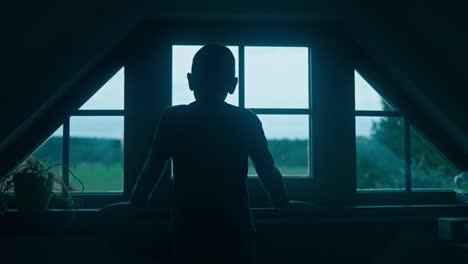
[0,1,145,152]
[347,0,468,158]
[1,0,466,172]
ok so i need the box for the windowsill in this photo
[4,203,467,211]
[1,204,467,238]
[2,203,467,226]
[357,190,455,193]
[4,187,461,210]
[54,181,458,208]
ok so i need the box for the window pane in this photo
[411,127,458,189]
[355,70,394,111]
[79,67,124,110]
[70,116,124,192]
[356,117,405,190]
[30,126,63,166]
[6,127,63,193]
[245,47,308,109]
[248,115,309,177]
[2,126,63,192]
[172,45,239,106]
[30,126,63,192]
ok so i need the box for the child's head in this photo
[187,44,238,104]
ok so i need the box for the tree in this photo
[357,99,457,189]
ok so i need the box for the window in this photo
[30,126,64,192]
[67,67,125,192]
[247,115,309,176]
[172,45,311,177]
[355,70,458,191]
[69,116,124,192]
[7,127,64,193]
[12,68,126,194]
[244,47,308,109]
[8,21,464,210]
[410,127,458,189]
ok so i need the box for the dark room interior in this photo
[1,1,467,263]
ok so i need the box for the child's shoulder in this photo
[158,105,190,123]
[223,103,261,123]
[164,104,191,115]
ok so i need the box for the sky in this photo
[49,46,387,140]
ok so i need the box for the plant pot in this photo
[13,171,54,212]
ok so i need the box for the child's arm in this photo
[129,111,171,208]
[249,115,290,209]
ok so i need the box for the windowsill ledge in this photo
[1,203,467,228]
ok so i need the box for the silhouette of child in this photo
[129,44,290,264]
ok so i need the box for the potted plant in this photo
[0,157,81,214]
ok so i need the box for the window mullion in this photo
[62,118,70,195]
[355,110,401,117]
[248,109,309,115]
[239,45,245,108]
[72,109,125,116]
[405,118,411,192]
[308,46,313,178]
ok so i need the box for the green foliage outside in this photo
[356,101,457,190]
[69,137,121,165]
[249,139,309,176]
[31,138,62,166]
[69,163,122,192]
[31,137,123,192]
[31,137,309,191]
[29,101,457,192]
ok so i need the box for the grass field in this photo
[69,163,123,192]
[66,163,309,192]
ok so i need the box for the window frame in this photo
[171,44,313,178]
[355,109,411,191]
[61,69,126,196]
[64,109,126,194]
[159,23,323,208]
[354,70,460,201]
[19,110,127,196]
[243,46,312,178]
[28,20,461,208]
[4,58,129,209]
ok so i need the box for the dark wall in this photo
[346,0,468,159]
[1,4,467,262]
[0,1,143,154]
[2,225,432,264]
[2,0,466,178]
[2,207,466,264]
